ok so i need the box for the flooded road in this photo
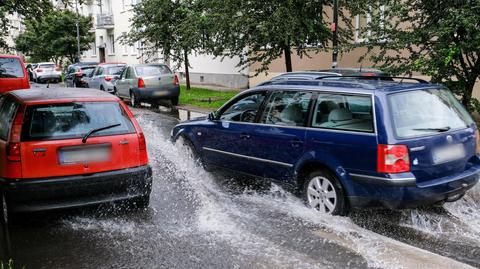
[1,106,479,269]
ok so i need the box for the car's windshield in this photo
[388,88,474,138]
[22,102,136,141]
[135,65,171,76]
[0,57,24,78]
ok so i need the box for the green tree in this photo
[203,0,351,75]
[15,9,94,64]
[0,0,52,51]
[352,0,480,110]
[124,0,206,90]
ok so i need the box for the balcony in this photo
[96,13,114,29]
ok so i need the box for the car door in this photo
[200,91,267,174]
[246,90,312,181]
[65,67,76,87]
[116,67,130,97]
[89,67,101,89]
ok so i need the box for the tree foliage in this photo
[204,0,353,75]
[124,0,206,90]
[352,0,480,110]
[15,9,94,64]
[0,0,52,50]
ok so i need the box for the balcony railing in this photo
[96,13,114,29]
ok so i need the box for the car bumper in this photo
[0,165,152,213]
[37,74,61,81]
[348,164,480,209]
[134,85,180,102]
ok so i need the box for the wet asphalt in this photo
[0,83,479,269]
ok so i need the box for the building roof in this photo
[9,88,119,104]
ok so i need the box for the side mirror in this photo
[208,112,216,121]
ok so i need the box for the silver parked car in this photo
[88,63,126,93]
[115,64,180,107]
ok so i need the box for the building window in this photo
[108,34,115,54]
[92,39,97,56]
[354,5,385,43]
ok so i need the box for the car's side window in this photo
[260,91,312,126]
[126,67,135,79]
[311,93,374,133]
[219,92,266,123]
[120,67,128,79]
[0,97,19,140]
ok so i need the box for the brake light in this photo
[377,144,410,173]
[173,74,179,86]
[138,132,146,151]
[362,72,377,77]
[104,76,113,81]
[36,68,43,73]
[75,71,83,77]
[138,77,145,88]
[7,107,24,162]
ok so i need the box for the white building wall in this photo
[79,0,248,89]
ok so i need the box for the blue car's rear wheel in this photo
[303,170,347,215]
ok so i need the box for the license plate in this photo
[432,144,465,164]
[60,145,111,164]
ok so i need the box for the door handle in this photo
[33,148,47,153]
[119,140,130,145]
[240,133,251,139]
[291,138,304,147]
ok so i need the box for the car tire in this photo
[302,170,348,216]
[100,86,105,91]
[180,136,205,168]
[132,195,150,209]
[171,96,179,106]
[130,92,140,108]
[0,191,9,228]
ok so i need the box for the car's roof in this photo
[128,63,168,67]
[254,79,441,94]
[0,54,22,59]
[37,62,55,65]
[9,88,119,104]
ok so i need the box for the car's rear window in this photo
[0,57,24,78]
[22,102,136,141]
[135,65,171,76]
[388,88,474,138]
[106,66,125,75]
[39,64,55,69]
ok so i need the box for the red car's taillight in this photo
[377,144,410,173]
[138,77,145,88]
[173,74,179,86]
[138,132,148,164]
[7,107,24,162]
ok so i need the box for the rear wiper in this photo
[412,126,451,132]
[82,123,121,143]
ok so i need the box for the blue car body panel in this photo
[171,80,480,209]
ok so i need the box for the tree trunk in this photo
[284,44,293,72]
[184,49,191,91]
[462,81,476,110]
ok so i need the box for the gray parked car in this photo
[88,63,126,93]
[115,64,180,107]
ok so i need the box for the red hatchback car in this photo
[0,55,30,94]
[0,88,152,223]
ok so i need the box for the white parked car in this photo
[32,62,62,83]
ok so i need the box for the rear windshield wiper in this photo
[82,123,121,143]
[412,126,451,132]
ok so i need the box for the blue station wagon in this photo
[171,78,480,215]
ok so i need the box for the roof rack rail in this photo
[317,80,377,90]
[316,75,430,84]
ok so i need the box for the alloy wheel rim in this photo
[307,176,337,214]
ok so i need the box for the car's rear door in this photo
[19,101,143,179]
[247,90,312,181]
[0,96,21,179]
